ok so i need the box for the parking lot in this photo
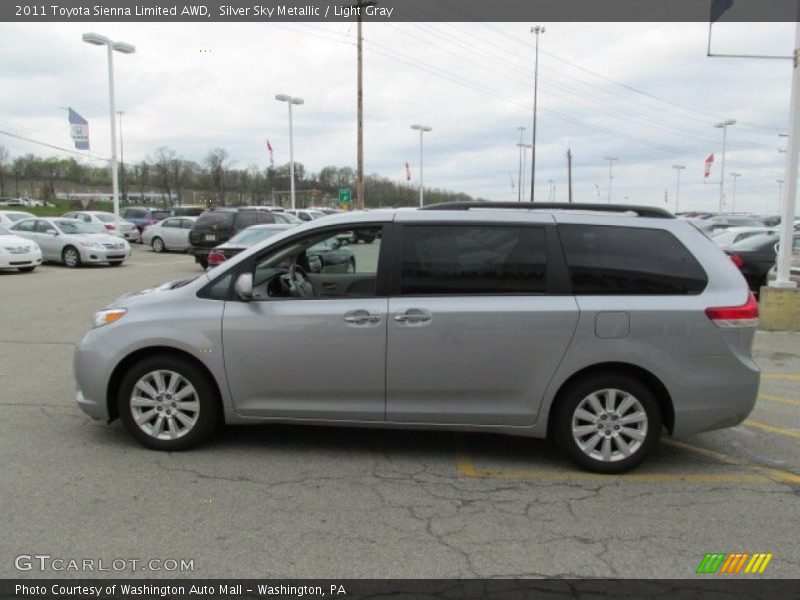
[1,245,798,579]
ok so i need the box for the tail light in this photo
[729,253,744,268]
[705,292,759,328]
[104,224,116,231]
[207,251,227,266]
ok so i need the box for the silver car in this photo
[73,203,760,473]
[62,210,141,242]
[13,217,131,267]
[141,216,198,253]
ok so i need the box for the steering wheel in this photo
[288,263,315,298]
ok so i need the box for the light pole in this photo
[516,142,532,201]
[516,126,526,202]
[530,25,545,202]
[411,124,432,207]
[604,156,618,203]
[714,119,736,212]
[275,94,304,210]
[672,164,685,214]
[730,172,741,212]
[117,110,126,204]
[82,32,135,228]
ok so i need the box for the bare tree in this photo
[153,147,176,206]
[205,148,229,206]
[0,145,9,197]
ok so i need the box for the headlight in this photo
[93,308,127,328]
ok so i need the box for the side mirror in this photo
[46,229,58,236]
[234,273,253,301]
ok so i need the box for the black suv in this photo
[189,208,297,268]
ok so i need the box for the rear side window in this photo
[237,211,275,228]
[195,212,235,229]
[559,225,707,295]
[123,208,145,218]
[400,225,547,295]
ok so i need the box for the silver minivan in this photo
[73,203,760,473]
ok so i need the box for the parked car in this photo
[286,209,327,222]
[766,235,800,285]
[0,224,42,272]
[691,215,765,237]
[725,231,785,292]
[74,202,759,474]
[207,223,355,273]
[12,217,130,268]
[62,211,141,242]
[120,207,173,233]
[170,206,207,217]
[711,226,775,249]
[0,210,35,228]
[141,216,198,253]
[188,208,300,268]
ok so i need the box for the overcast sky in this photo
[0,21,796,213]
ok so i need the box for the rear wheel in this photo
[552,373,661,473]
[62,246,81,268]
[118,354,221,451]
[151,237,165,253]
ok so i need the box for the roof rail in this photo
[420,201,675,219]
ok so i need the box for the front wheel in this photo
[62,246,81,268]
[118,355,221,451]
[552,373,661,474]
[151,237,165,253]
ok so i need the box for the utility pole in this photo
[566,146,573,203]
[715,119,736,212]
[516,126,525,202]
[516,142,532,200]
[730,172,740,212]
[353,0,376,211]
[117,110,125,204]
[672,164,685,214]
[604,156,618,203]
[530,25,545,202]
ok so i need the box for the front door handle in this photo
[344,310,381,324]
[393,309,433,324]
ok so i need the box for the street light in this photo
[672,165,685,214]
[529,25,545,202]
[275,94,304,210]
[82,32,135,228]
[411,124,432,207]
[714,119,736,212]
[117,110,126,204]
[516,126,526,202]
[603,156,618,203]
[516,142,532,200]
[730,172,741,212]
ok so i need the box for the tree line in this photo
[0,144,482,208]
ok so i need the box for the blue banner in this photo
[68,107,90,150]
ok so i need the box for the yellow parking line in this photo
[745,419,800,439]
[762,373,800,382]
[759,393,800,407]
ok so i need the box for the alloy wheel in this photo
[129,370,200,440]
[570,388,648,463]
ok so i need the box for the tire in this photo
[346,259,356,274]
[151,237,165,253]
[62,246,81,268]
[198,257,208,269]
[118,354,221,451]
[109,261,124,267]
[551,373,661,474]
[18,266,36,273]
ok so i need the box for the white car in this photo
[12,217,130,268]
[0,210,35,228]
[711,226,776,249]
[141,216,197,252]
[0,224,42,272]
[286,209,327,222]
[62,210,141,242]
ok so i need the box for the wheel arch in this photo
[546,362,674,437]
[106,346,223,422]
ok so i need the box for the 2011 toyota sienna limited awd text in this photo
[73,202,760,473]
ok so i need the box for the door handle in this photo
[344,310,381,324]
[394,309,432,323]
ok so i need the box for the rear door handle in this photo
[394,309,432,323]
[344,310,381,324]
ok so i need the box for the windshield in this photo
[52,219,103,235]
[196,212,235,228]
[728,232,779,251]
[273,212,302,224]
[227,227,288,247]
[4,212,32,222]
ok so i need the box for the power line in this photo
[0,129,108,161]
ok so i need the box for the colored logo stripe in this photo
[698,553,773,574]
[697,553,726,573]
[744,553,773,574]
[719,553,749,573]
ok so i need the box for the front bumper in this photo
[73,331,112,421]
[79,246,131,263]
[0,249,42,269]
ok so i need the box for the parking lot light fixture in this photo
[275,94,304,210]
[82,32,136,229]
[411,124,432,207]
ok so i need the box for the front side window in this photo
[52,219,100,235]
[399,225,547,295]
[249,226,382,300]
[162,219,179,228]
[559,225,708,295]
[12,219,36,232]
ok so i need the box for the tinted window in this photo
[400,225,547,295]
[195,212,235,228]
[123,208,145,218]
[237,211,275,228]
[13,219,36,232]
[559,225,707,295]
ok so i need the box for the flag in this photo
[266,138,274,167]
[68,108,90,150]
[710,0,734,23]
[405,161,411,181]
[704,153,714,178]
